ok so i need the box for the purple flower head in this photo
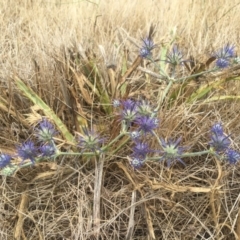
[216,58,230,68]
[40,144,56,157]
[211,123,224,135]
[130,157,145,169]
[139,38,157,58]
[122,99,136,110]
[210,133,231,152]
[225,149,240,164]
[209,123,231,153]
[0,154,12,168]
[214,44,235,59]
[214,44,235,68]
[121,99,138,124]
[160,137,185,167]
[136,99,156,117]
[17,141,38,163]
[134,115,159,134]
[78,127,104,152]
[210,123,231,152]
[132,141,152,159]
[35,118,57,143]
[165,45,185,66]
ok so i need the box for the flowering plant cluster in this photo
[140,38,237,69]
[0,106,239,176]
[0,38,240,176]
[0,118,58,175]
[209,123,240,164]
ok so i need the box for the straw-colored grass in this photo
[1,0,240,239]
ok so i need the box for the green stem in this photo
[177,68,218,82]
[148,149,216,161]
[155,80,174,112]
[101,132,127,151]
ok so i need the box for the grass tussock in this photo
[1,0,240,239]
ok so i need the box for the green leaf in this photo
[204,95,240,103]
[14,76,75,144]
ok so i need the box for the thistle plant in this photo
[1,34,240,177]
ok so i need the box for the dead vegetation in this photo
[1,0,240,239]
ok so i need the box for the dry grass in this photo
[1,0,240,239]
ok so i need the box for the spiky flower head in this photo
[17,141,38,163]
[129,157,145,169]
[225,149,240,164]
[214,44,235,68]
[121,99,138,124]
[35,118,57,143]
[211,123,224,135]
[39,144,56,157]
[139,38,157,58]
[132,141,152,159]
[209,123,231,152]
[136,99,156,117]
[134,115,159,134]
[78,127,104,152]
[160,137,185,167]
[0,154,12,168]
[210,134,231,152]
[214,44,235,59]
[165,45,185,66]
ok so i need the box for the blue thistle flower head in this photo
[122,99,136,110]
[136,99,156,117]
[216,58,230,68]
[165,45,185,66]
[0,154,12,168]
[17,141,38,163]
[160,137,185,167]
[214,44,235,59]
[209,123,231,152]
[225,149,240,164]
[132,141,152,159]
[121,99,138,124]
[78,127,104,152]
[214,44,235,68]
[139,38,157,58]
[211,123,224,135]
[134,115,159,134]
[39,144,56,157]
[35,118,57,143]
[130,157,145,169]
[210,134,231,152]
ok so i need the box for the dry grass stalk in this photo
[93,155,104,239]
[14,193,29,240]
